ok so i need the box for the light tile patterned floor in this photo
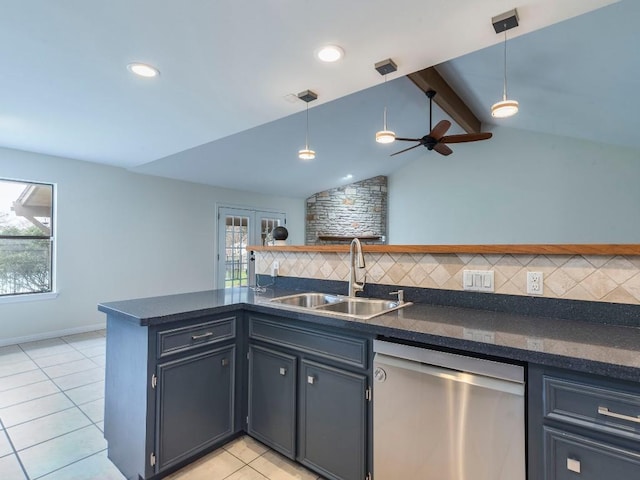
[0,331,323,480]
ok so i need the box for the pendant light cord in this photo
[305,103,310,149]
[502,27,508,101]
[383,74,389,129]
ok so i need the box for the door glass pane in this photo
[224,215,249,288]
[260,217,282,245]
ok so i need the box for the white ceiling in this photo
[0,0,627,197]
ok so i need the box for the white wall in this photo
[0,147,304,344]
[389,127,640,244]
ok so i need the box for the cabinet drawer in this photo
[544,376,640,441]
[544,426,640,479]
[158,316,236,358]
[249,316,367,369]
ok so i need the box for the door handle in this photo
[279,367,287,376]
[307,375,315,385]
[221,358,229,367]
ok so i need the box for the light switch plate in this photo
[463,270,494,292]
[463,328,496,344]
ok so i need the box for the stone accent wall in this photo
[305,176,387,245]
[255,251,640,305]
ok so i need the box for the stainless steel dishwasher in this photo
[373,339,525,480]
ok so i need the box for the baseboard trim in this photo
[0,322,106,347]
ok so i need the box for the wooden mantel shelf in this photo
[248,244,640,256]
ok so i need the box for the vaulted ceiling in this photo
[1,0,631,197]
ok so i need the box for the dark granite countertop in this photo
[99,286,640,382]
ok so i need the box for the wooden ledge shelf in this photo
[317,235,382,242]
[248,244,640,256]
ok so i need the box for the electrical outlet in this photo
[271,261,279,277]
[527,272,543,295]
[527,337,544,351]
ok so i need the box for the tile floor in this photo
[0,331,323,480]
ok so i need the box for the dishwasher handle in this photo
[374,353,525,396]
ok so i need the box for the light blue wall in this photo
[0,147,304,343]
[388,127,640,244]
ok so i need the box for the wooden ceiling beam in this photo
[407,66,481,134]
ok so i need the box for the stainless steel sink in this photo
[315,298,402,317]
[267,292,411,319]
[269,292,342,308]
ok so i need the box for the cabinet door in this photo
[155,345,235,472]
[299,359,367,480]
[544,427,640,479]
[248,345,297,459]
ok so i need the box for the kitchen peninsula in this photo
[99,278,640,480]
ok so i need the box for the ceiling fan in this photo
[391,90,493,157]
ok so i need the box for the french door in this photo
[217,207,285,288]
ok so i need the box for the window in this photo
[0,179,54,297]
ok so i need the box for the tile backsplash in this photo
[255,251,640,305]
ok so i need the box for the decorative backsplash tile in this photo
[255,251,640,305]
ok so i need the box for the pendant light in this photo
[298,90,318,160]
[374,59,398,143]
[491,9,519,118]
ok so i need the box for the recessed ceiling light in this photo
[127,62,160,78]
[316,45,344,63]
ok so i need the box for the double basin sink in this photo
[267,292,412,320]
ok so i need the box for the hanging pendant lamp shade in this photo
[491,11,519,118]
[376,107,396,143]
[298,148,316,160]
[491,99,519,118]
[298,90,317,160]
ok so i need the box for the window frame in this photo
[0,178,56,301]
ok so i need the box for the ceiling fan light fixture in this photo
[298,148,316,160]
[491,98,519,118]
[375,130,396,144]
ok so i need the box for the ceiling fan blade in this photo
[440,132,493,144]
[433,143,453,156]
[395,137,423,142]
[430,120,451,140]
[390,143,422,157]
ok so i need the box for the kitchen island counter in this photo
[99,286,640,382]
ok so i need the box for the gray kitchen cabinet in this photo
[247,344,297,459]
[156,344,235,471]
[104,312,239,479]
[528,365,640,479]
[247,314,371,480]
[299,359,367,480]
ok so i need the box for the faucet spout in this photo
[348,238,366,297]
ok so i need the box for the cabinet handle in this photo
[307,375,315,385]
[597,406,640,424]
[567,458,581,473]
[191,332,213,340]
[221,358,229,367]
[279,367,287,376]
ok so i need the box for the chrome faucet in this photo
[390,289,405,303]
[348,238,366,297]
